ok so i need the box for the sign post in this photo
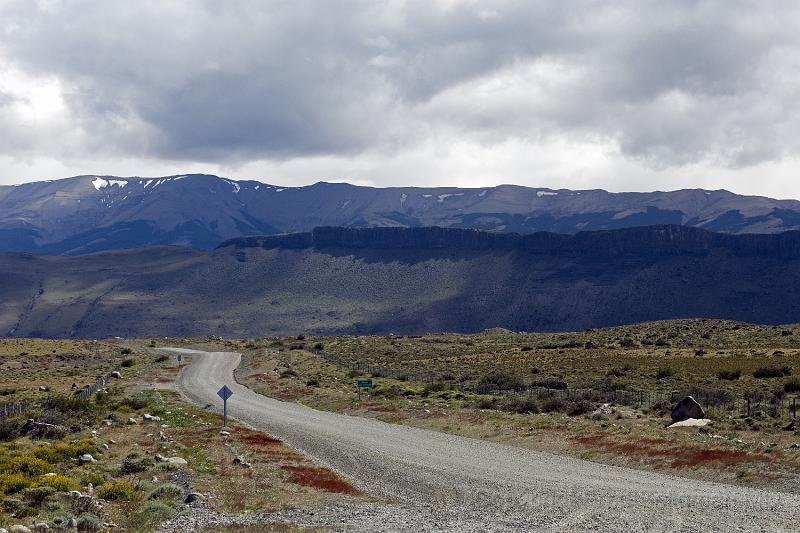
[217,385,233,427]
[356,379,373,400]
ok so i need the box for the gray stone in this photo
[78,454,97,465]
[671,396,705,423]
[110,371,122,379]
[9,526,32,533]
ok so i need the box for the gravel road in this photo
[169,348,800,532]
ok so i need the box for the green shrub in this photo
[0,472,32,494]
[754,365,792,378]
[96,480,135,501]
[33,439,97,463]
[81,472,106,487]
[154,355,169,363]
[21,485,55,506]
[718,369,741,381]
[478,371,524,392]
[148,483,182,502]
[119,453,154,475]
[121,358,135,368]
[76,512,103,532]
[784,378,800,393]
[5,455,51,476]
[540,397,565,413]
[656,366,675,379]
[131,500,176,529]
[32,474,75,491]
[121,348,132,355]
[501,396,539,414]
[279,368,298,378]
[531,377,567,390]
[0,417,22,441]
[305,378,320,387]
[566,400,594,416]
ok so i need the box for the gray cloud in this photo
[0,0,799,188]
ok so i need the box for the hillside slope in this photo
[1,225,799,338]
[3,174,800,254]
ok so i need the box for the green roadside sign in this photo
[356,379,373,399]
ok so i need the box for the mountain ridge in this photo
[3,174,800,255]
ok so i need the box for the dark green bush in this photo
[754,365,792,379]
[784,378,800,393]
[531,377,567,390]
[718,369,741,381]
[500,396,539,414]
[477,371,524,392]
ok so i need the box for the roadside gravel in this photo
[165,348,800,532]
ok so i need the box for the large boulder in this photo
[671,396,706,423]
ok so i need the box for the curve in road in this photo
[169,347,800,532]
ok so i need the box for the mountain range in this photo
[2,225,799,338]
[3,174,800,254]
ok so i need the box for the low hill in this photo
[1,225,799,338]
[3,174,800,254]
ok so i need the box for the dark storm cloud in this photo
[0,0,799,170]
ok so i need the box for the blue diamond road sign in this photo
[217,385,233,401]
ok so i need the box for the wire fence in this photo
[0,400,32,420]
[73,363,123,401]
[313,348,798,418]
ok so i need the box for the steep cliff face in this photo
[218,225,800,260]
[3,224,800,338]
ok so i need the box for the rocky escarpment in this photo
[218,225,800,260]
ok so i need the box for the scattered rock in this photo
[671,396,705,423]
[109,439,117,444]
[65,517,77,529]
[101,443,109,451]
[9,526,32,533]
[154,454,187,465]
[233,456,252,468]
[38,386,49,392]
[220,430,231,437]
[32,522,49,531]
[78,454,97,465]
[110,371,122,379]
[66,491,83,500]
[126,418,137,425]
[667,418,711,428]
[143,413,162,422]
[43,472,56,477]
[20,419,65,437]
[184,492,203,504]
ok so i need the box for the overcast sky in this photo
[1,1,800,198]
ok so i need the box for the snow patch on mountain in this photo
[92,178,127,190]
